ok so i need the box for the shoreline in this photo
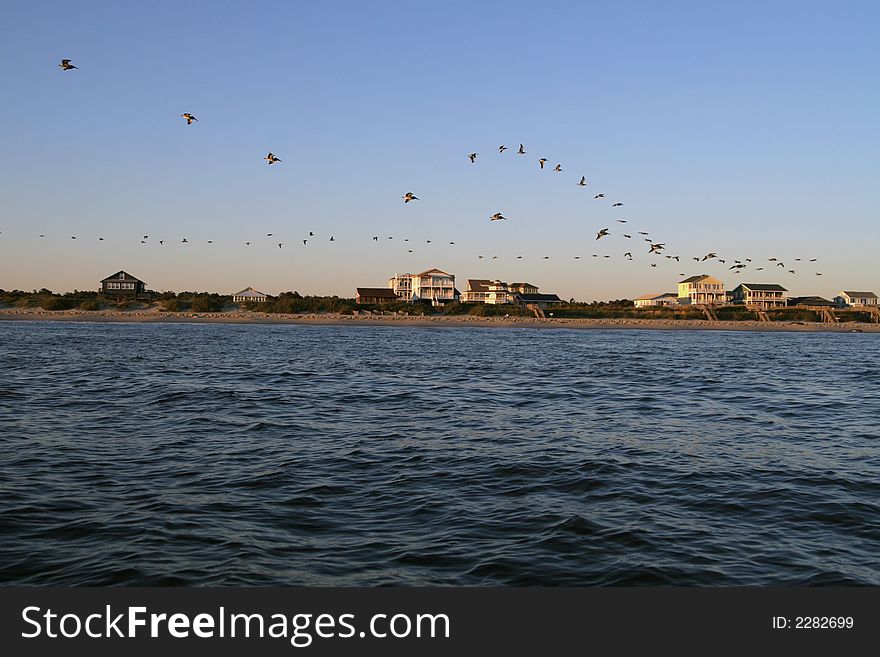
[0,308,877,332]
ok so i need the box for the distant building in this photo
[834,291,878,308]
[633,292,678,308]
[461,279,512,304]
[788,295,835,307]
[677,275,726,305]
[356,288,399,304]
[232,287,268,303]
[508,282,539,295]
[730,283,788,309]
[100,270,147,299]
[389,269,456,305]
[513,293,563,309]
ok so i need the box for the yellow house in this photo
[677,275,726,305]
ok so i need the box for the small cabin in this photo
[100,270,147,298]
[232,287,268,303]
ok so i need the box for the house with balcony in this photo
[834,291,878,308]
[389,268,457,305]
[633,292,678,307]
[461,279,512,304]
[677,275,726,305]
[513,293,563,309]
[730,283,788,309]
[232,287,268,303]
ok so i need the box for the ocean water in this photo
[0,321,878,586]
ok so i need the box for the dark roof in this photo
[679,274,710,284]
[789,296,834,306]
[738,283,787,291]
[466,279,492,292]
[101,270,144,283]
[516,293,562,302]
[356,288,398,298]
[841,291,878,299]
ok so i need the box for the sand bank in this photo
[1,308,877,333]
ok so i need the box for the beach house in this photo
[100,270,148,299]
[232,287,268,303]
[356,288,399,304]
[677,275,726,305]
[834,291,878,308]
[633,292,678,307]
[389,269,457,305]
[513,293,563,309]
[730,283,788,309]
[461,280,512,304]
[788,296,835,307]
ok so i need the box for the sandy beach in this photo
[0,307,877,332]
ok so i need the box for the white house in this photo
[677,275,726,305]
[232,287,268,303]
[389,268,456,305]
[633,292,678,307]
[834,291,878,307]
[462,279,512,304]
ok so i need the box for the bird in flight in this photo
[468,153,478,163]
[490,212,507,221]
[498,145,508,153]
[777,262,785,267]
[553,164,562,172]
[622,234,632,239]
[267,233,273,237]
[809,258,817,262]
[330,236,335,241]
[303,240,308,245]
[768,257,777,262]
[278,243,283,248]
[616,219,627,223]
[729,264,746,270]
[403,192,419,203]
[181,113,197,125]
[611,202,623,207]
[816,272,823,276]
[309,231,314,236]
[158,240,164,245]
[596,228,610,240]
[624,252,632,259]
[578,176,587,186]
[373,236,378,241]
[594,193,605,199]
[539,158,547,169]
[638,231,649,235]
[649,243,665,253]
[59,59,77,71]
[755,267,764,270]
[516,255,523,259]
[265,152,282,164]
[517,144,526,155]
[70,236,76,239]
[788,270,796,274]
[245,241,250,246]
[182,238,188,243]
[718,259,726,263]
[702,252,717,261]
[650,263,657,268]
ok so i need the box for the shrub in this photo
[40,297,75,310]
[79,300,101,311]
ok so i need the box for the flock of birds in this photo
[18,59,824,281]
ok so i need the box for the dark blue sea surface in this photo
[0,321,878,586]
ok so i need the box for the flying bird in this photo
[638,231,649,235]
[517,144,526,154]
[329,236,335,241]
[59,59,77,71]
[623,234,632,239]
[303,240,308,245]
[181,113,197,125]
[624,252,632,259]
[278,243,283,249]
[373,236,378,241]
[468,153,478,163]
[596,228,610,240]
[616,219,627,223]
[729,264,746,269]
[265,152,282,164]
[649,243,665,253]
[594,193,605,199]
[702,252,717,261]
[182,238,188,243]
[490,212,507,221]
[539,158,547,169]
[553,164,562,172]
[816,272,823,276]
[498,145,508,153]
[578,176,587,186]
[611,202,623,207]
[403,192,418,203]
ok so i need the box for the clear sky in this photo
[1,0,878,300]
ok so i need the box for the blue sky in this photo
[1,1,877,300]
